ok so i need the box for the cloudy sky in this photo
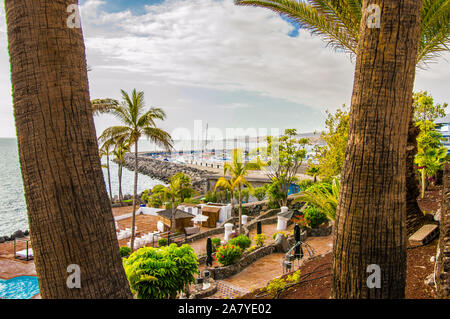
[0,0,448,144]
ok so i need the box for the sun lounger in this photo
[16,248,34,259]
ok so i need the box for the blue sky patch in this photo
[80,0,165,14]
[280,14,300,37]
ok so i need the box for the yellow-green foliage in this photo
[246,245,258,254]
[266,278,287,296]
[253,234,267,247]
[287,270,301,283]
[123,244,198,299]
[272,231,288,240]
[266,270,301,296]
[316,106,349,178]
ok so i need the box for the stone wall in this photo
[240,193,305,217]
[185,226,225,243]
[205,245,276,280]
[121,154,215,193]
[437,163,450,298]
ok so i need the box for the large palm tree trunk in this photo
[130,141,139,251]
[5,0,132,298]
[331,0,422,299]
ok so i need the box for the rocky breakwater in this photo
[122,154,215,193]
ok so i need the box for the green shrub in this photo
[253,187,267,201]
[120,246,132,258]
[148,194,163,208]
[158,237,168,247]
[211,238,222,251]
[183,197,201,204]
[204,191,217,203]
[241,188,250,203]
[228,235,252,250]
[304,206,328,228]
[123,244,198,299]
[140,189,151,203]
[298,179,314,191]
[215,244,242,266]
[253,234,267,247]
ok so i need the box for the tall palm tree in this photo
[235,0,450,235]
[99,139,114,204]
[222,149,261,234]
[238,0,425,298]
[114,140,131,204]
[101,89,173,251]
[4,0,132,298]
[332,1,422,298]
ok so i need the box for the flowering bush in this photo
[253,234,267,247]
[228,235,252,250]
[215,244,242,266]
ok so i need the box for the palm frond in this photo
[91,98,119,116]
[236,0,358,54]
[142,127,174,152]
[417,0,450,67]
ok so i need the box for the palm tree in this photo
[294,178,340,221]
[306,165,320,183]
[332,1,422,298]
[99,139,114,204]
[239,0,425,298]
[114,140,131,204]
[221,149,261,234]
[235,0,450,235]
[4,0,132,298]
[101,89,173,250]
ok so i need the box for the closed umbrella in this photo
[257,221,262,235]
[206,238,213,267]
[294,225,303,260]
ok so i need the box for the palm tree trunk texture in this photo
[5,0,132,298]
[406,111,424,235]
[331,0,422,299]
[130,141,139,251]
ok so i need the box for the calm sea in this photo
[0,138,163,237]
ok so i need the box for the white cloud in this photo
[80,0,355,110]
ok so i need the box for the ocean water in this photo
[0,138,163,237]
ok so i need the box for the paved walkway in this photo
[207,235,333,298]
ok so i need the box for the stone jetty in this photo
[121,154,216,193]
